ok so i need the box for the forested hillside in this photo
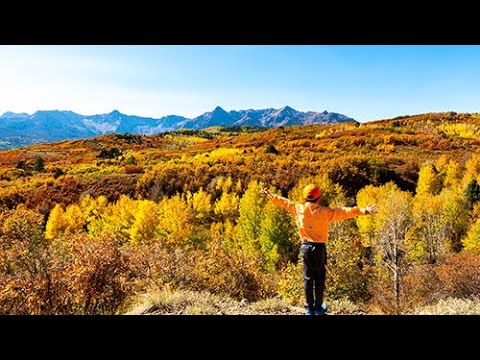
[2,111,480,314]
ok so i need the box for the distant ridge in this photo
[0,106,356,149]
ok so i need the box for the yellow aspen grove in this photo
[79,195,108,227]
[87,195,138,242]
[357,182,413,314]
[215,177,225,191]
[209,219,236,251]
[216,176,234,193]
[409,193,446,263]
[222,176,233,193]
[443,160,463,190]
[463,218,480,253]
[213,191,240,220]
[435,154,450,175]
[416,163,440,196]
[157,194,194,245]
[462,153,480,188]
[327,217,369,302]
[235,180,266,257]
[234,179,242,194]
[374,188,413,314]
[439,188,470,252]
[45,204,67,240]
[356,184,387,247]
[128,200,160,244]
[64,204,85,236]
[186,188,212,222]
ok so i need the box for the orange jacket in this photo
[266,193,366,243]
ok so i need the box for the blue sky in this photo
[0,45,479,122]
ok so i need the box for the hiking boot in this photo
[305,309,315,315]
[314,304,328,315]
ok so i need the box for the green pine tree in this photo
[33,155,45,172]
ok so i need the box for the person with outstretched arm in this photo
[260,184,378,315]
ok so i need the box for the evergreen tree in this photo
[464,179,480,205]
[265,143,279,155]
[33,155,45,172]
[126,155,136,165]
[53,168,65,179]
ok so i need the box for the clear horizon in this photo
[1,45,479,123]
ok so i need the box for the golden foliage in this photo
[157,194,194,246]
[438,123,480,139]
[45,204,67,240]
[463,218,480,253]
[186,188,212,223]
[443,160,462,190]
[5,113,480,313]
[277,261,304,306]
[409,194,446,263]
[416,163,441,196]
[213,191,240,220]
[128,200,160,244]
[463,153,480,188]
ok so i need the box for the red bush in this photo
[435,251,480,299]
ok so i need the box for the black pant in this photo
[301,242,327,311]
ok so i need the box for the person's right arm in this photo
[259,189,297,216]
[328,204,379,221]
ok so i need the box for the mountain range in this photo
[0,106,356,149]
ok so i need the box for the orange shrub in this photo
[191,237,276,301]
[0,208,131,314]
[435,251,480,299]
[85,174,138,202]
[122,165,144,174]
[0,187,26,209]
[124,237,275,302]
[124,242,201,292]
[64,234,130,314]
[25,176,85,211]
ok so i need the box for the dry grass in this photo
[126,288,367,315]
[126,289,304,315]
[126,289,480,315]
[412,297,480,315]
[326,299,366,315]
[249,297,295,314]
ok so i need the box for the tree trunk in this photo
[394,265,400,315]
